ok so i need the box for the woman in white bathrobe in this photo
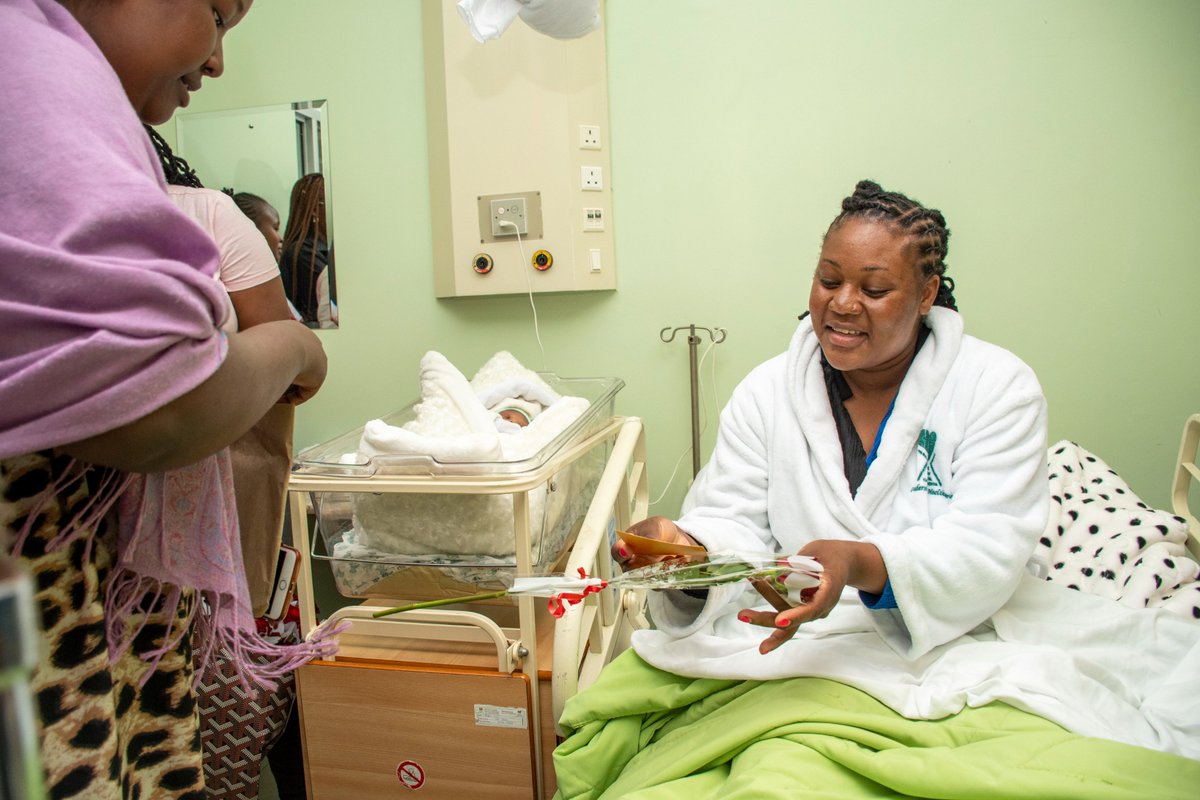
[618,178,1050,662]
[575,182,1200,769]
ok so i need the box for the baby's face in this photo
[499,409,530,427]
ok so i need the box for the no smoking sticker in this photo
[396,760,426,790]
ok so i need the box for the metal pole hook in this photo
[660,325,727,344]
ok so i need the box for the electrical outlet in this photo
[579,124,601,150]
[490,197,527,236]
[583,207,605,231]
[581,166,603,191]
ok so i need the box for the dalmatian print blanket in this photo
[1036,441,1200,619]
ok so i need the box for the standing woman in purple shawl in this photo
[0,1,332,798]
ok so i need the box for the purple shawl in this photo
[0,0,231,454]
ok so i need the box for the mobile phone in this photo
[265,544,300,620]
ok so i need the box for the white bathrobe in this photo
[634,307,1200,758]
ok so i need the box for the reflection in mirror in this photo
[176,100,337,328]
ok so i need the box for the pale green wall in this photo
[187,0,1199,514]
[174,103,297,230]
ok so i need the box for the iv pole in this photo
[660,325,727,477]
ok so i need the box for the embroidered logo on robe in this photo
[912,429,953,498]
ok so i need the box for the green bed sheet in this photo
[552,650,1200,800]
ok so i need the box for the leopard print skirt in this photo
[1,452,205,800]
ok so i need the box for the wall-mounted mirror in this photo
[176,99,337,329]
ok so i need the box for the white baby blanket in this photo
[358,350,588,468]
[351,351,590,559]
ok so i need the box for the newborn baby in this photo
[491,396,544,430]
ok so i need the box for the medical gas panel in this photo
[423,0,616,297]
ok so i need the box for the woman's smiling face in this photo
[71,0,253,125]
[808,217,939,380]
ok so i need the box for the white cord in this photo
[649,335,719,509]
[649,444,691,508]
[697,335,719,438]
[498,219,547,371]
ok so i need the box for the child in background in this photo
[232,191,306,322]
[234,191,285,263]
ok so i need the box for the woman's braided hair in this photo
[828,180,957,311]
[144,125,203,188]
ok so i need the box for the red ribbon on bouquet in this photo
[547,568,607,618]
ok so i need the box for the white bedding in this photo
[634,443,1200,758]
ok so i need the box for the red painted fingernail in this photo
[776,618,790,628]
[617,545,629,558]
[737,613,750,623]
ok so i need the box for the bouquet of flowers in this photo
[372,549,823,619]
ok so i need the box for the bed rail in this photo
[552,416,648,735]
[1173,413,1200,560]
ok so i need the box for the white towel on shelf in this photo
[456,0,523,42]
[456,0,601,43]
[519,0,601,39]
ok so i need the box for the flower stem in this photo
[372,590,511,618]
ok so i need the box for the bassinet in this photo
[286,370,647,799]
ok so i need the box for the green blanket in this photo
[553,650,1200,800]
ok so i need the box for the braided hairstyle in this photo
[144,125,203,188]
[280,174,327,324]
[827,180,957,311]
[232,191,269,221]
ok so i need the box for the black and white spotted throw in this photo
[1037,440,1200,619]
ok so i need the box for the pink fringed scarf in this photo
[13,455,340,691]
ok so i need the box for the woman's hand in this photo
[611,516,705,570]
[277,322,327,405]
[738,539,886,655]
[58,319,328,472]
[227,279,325,406]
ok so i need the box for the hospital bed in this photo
[285,374,648,799]
[551,414,1200,799]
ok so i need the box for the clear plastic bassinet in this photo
[291,374,623,602]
